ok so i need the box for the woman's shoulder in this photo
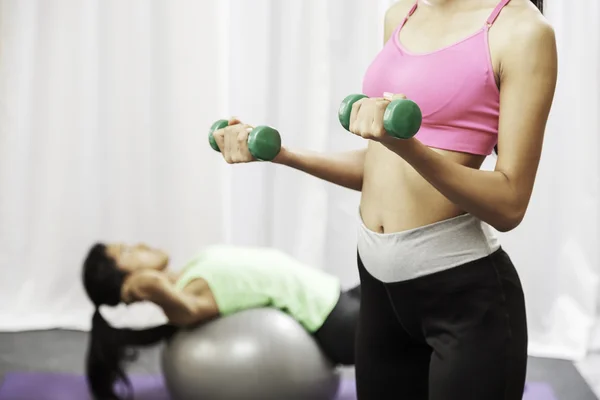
[384,0,415,24]
[385,0,415,17]
[497,0,553,37]
[491,0,555,68]
[383,0,415,41]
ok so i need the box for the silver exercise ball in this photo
[161,308,340,400]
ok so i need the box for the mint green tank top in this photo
[174,245,341,333]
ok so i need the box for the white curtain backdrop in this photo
[0,0,598,361]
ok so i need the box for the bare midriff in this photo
[360,142,486,234]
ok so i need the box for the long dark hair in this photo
[531,0,543,13]
[83,244,177,400]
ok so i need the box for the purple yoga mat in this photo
[0,372,557,400]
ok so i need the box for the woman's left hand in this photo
[348,92,407,143]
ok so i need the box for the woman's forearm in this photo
[384,139,524,232]
[272,147,366,191]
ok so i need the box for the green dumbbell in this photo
[208,120,282,162]
[338,94,422,139]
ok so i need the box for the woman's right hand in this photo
[211,117,256,164]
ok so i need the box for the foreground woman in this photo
[213,0,556,398]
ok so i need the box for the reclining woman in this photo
[82,242,360,400]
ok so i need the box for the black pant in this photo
[355,247,528,400]
[314,285,361,365]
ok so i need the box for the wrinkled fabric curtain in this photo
[0,0,597,361]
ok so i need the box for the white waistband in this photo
[357,210,500,283]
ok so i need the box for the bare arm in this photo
[272,148,366,191]
[220,4,415,192]
[132,272,218,326]
[383,15,558,232]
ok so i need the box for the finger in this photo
[228,117,242,126]
[236,124,253,142]
[234,124,251,144]
[371,120,386,139]
[229,124,252,162]
[375,99,390,108]
[237,128,254,161]
[224,127,235,162]
[360,118,374,139]
[373,100,388,136]
[383,92,407,101]
[213,129,226,151]
[349,99,366,133]
[358,100,378,138]
[229,118,255,132]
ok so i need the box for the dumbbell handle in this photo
[208,119,282,162]
[338,94,422,140]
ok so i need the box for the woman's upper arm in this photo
[136,274,216,324]
[495,16,558,214]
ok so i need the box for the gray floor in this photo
[578,352,600,397]
[0,330,597,399]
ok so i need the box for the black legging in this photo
[313,285,361,365]
[354,247,528,400]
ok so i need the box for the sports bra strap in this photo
[398,1,419,30]
[400,1,509,31]
[407,1,418,17]
[486,0,511,26]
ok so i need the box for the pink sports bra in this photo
[362,0,511,155]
